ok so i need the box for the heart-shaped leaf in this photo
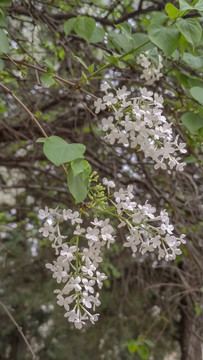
[148,24,181,56]
[39,136,86,166]
[190,87,203,105]
[0,29,9,53]
[67,161,91,203]
[181,112,203,132]
[176,18,202,47]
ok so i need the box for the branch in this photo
[0,301,39,360]
[0,82,68,174]
[0,82,48,138]
[2,57,97,99]
[7,4,163,26]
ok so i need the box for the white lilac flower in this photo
[39,206,50,219]
[39,222,56,238]
[137,51,163,85]
[94,98,107,114]
[100,83,110,92]
[102,177,115,188]
[39,200,186,329]
[86,227,100,242]
[94,85,186,171]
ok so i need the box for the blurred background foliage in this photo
[0,0,203,359]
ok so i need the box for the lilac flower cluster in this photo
[94,84,186,171]
[102,179,186,261]
[39,179,186,328]
[39,207,112,329]
[137,51,163,85]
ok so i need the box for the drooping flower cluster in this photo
[39,178,186,328]
[39,207,112,329]
[94,84,187,171]
[137,51,163,85]
[102,178,186,261]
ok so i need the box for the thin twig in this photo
[0,82,47,138]
[2,57,97,99]
[0,301,39,360]
[0,82,68,175]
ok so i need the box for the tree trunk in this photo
[180,308,202,360]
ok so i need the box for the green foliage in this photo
[179,0,194,12]
[195,302,202,315]
[43,59,55,71]
[40,73,56,86]
[0,58,4,72]
[181,111,203,132]
[74,16,96,42]
[72,53,89,70]
[176,18,202,47]
[126,337,154,359]
[67,159,91,203]
[64,17,77,36]
[0,28,9,53]
[190,87,203,104]
[108,31,134,52]
[148,24,181,56]
[0,0,12,5]
[183,53,203,69]
[147,47,159,68]
[70,158,91,177]
[64,16,105,43]
[88,26,105,43]
[194,0,203,11]
[165,3,179,19]
[36,136,86,166]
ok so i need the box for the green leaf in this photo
[190,87,203,104]
[144,339,154,348]
[116,22,132,35]
[88,63,94,73]
[183,53,203,69]
[108,31,133,52]
[43,59,54,71]
[67,163,90,204]
[165,3,179,19]
[179,34,188,56]
[147,47,159,68]
[0,58,4,72]
[188,78,203,88]
[70,158,91,177]
[0,12,7,27]
[127,340,139,354]
[176,18,202,47]
[106,55,119,66]
[81,71,88,85]
[116,22,133,41]
[0,29,9,53]
[132,33,154,52]
[195,302,202,315]
[74,16,96,42]
[88,26,105,43]
[40,73,55,86]
[194,1,203,10]
[137,346,150,360]
[179,0,194,11]
[0,0,11,5]
[148,24,181,56]
[72,53,88,70]
[150,11,168,24]
[42,136,86,166]
[36,137,46,143]
[181,111,203,132]
[64,17,77,36]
